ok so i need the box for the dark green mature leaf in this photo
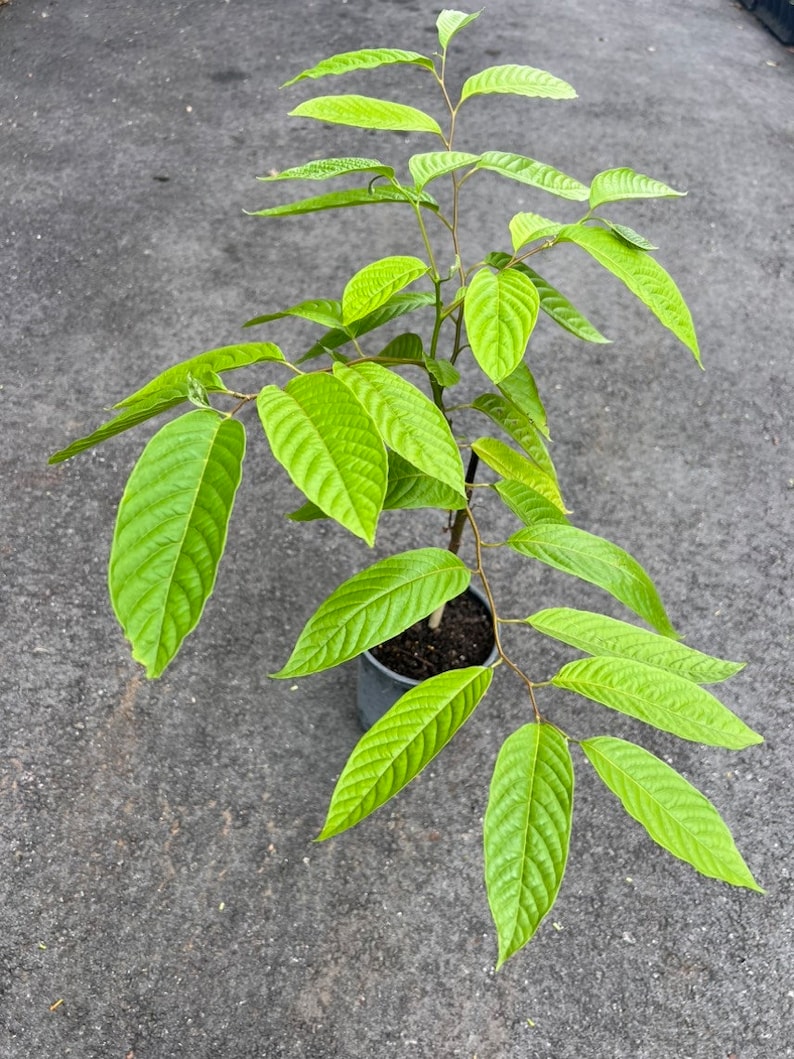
[408,150,480,189]
[508,524,676,637]
[464,267,539,383]
[290,95,443,136]
[437,8,483,49]
[320,667,493,838]
[300,291,436,362]
[493,480,570,527]
[473,437,566,511]
[553,657,763,748]
[484,723,573,967]
[259,157,395,182]
[423,356,460,388]
[342,256,429,324]
[476,151,589,201]
[282,48,435,87]
[472,393,557,483]
[461,64,577,102]
[247,185,438,218]
[273,548,471,678]
[509,211,563,252]
[109,411,245,678]
[497,362,549,438]
[527,607,745,683]
[589,167,685,210]
[257,374,387,545]
[374,332,424,363]
[581,737,762,891]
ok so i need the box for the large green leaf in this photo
[527,607,745,683]
[109,411,245,678]
[437,8,483,49]
[509,211,563,252]
[493,480,570,527]
[341,256,429,324]
[282,48,435,87]
[258,157,395,182]
[497,362,549,438]
[484,723,573,967]
[472,393,557,483]
[300,291,436,362]
[464,267,539,383]
[247,185,438,218]
[556,224,701,365]
[290,95,443,136]
[273,548,471,678]
[333,362,465,496]
[320,666,493,839]
[589,167,685,210]
[461,64,577,102]
[581,737,762,890]
[244,298,343,330]
[508,523,676,637]
[473,437,565,511]
[476,151,588,201]
[553,657,763,749]
[408,150,480,189]
[257,374,387,545]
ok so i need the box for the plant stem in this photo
[428,451,479,630]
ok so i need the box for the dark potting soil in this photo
[371,590,495,681]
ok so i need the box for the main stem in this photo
[428,450,479,630]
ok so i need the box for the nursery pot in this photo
[356,584,498,731]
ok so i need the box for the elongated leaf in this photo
[290,95,442,136]
[320,666,492,838]
[509,211,563,252]
[342,255,429,324]
[257,375,387,545]
[493,480,569,527]
[589,167,685,210]
[527,607,745,683]
[601,220,658,252]
[259,157,394,182]
[247,185,438,218]
[484,723,573,967]
[472,393,557,483]
[282,48,435,87]
[109,411,245,678]
[553,657,763,748]
[437,8,483,49]
[461,64,577,102]
[464,267,539,383]
[557,224,700,364]
[509,523,676,637]
[476,151,588,201]
[581,737,762,890]
[409,150,480,189]
[273,548,471,678]
[300,291,436,362]
[497,362,549,437]
[333,363,465,496]
[244,298,342,330]
[473,437,565,511]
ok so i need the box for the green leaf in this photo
[464,267,539,384]
[244,298,343,330]
[374,332,424,363]
[437,8,483,49]
[497,362,549,438]
[281,48,435,87]
[300,291,436,362]
[108,411,245,678]
[508,523,676,637]
[320,666,492,838]
[526,607,745,683]
[601,220,658,252]
[423,356,460,388]
[333,362,465,497]
[273,548,471,678]
[257,374,387,545]
[581,737,762,891]
[557,224,700,364]
[484,723,573,967]
[259,157,394,182]
[493,480,570,527]
[342,255,429,324]
[290,95,443,136]
[472,393,557,483]
[589,167,685,210]
[476,151,589,201]
[408,150,480,189]
[509,211,563,252]
[461,64,577,103]
[473,437,566,511]
[553,657,763,749]
[247,185,438,218]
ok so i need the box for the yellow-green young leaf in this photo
[493,480,569,527]
[508,523,676,637]
[553,657,763,749]
[526,607,745,684]
[273,548,470,678]
[290,95,443,136]
[320,667,493,838]
[464,267,539,384]
[259,157,395,182]
[556,224,701,365]
[497,362,549,438]
[333,363,465,497]
[244,298,343,330]
[461,64,577,102]
[437,8,483,49]
[472,393,558,484]
[476,151,589,201]
[581,737,762,891]
[589,167,685,210]
[408,150,480,189]
[109,411,245,678]
[601,220,659,252]
[342,256,429,325]
[300,291,436,362]
[509,211,563,252]
[473,437,566,512]
[281,48,435,88]
[247,185,439,219]
[257,375,387,545]
[484,723,573,967]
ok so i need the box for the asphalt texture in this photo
[2,1,792,1056]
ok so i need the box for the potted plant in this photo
[50,8,763,967]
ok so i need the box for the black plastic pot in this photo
[754,0,794,43]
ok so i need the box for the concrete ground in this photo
[2,0,792,1056]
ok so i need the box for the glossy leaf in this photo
[464,267,539,383]
[423,356,460,388]
[273,548,471,678]
[257,375,387,545]
[527,607,745,683]
[342,255,429,324]
[409,150,479,189]
[461,64,577,102]
[484,723,573,967]
[509,211,563,252]
[247,185,438,218]
[476,151,588,201]
[282,48,435,87]
[244,298,343,330]
[290,95,443,136]
[437,8,483,49]
[473,437,565,511]
[582,737,762,890]
[589,167,685,210]
[109,411,245,678]
[602,220,658,252]
[320,667,492,838]
[259,157,395,182]
[374,332,424,363]
[300,292,436,362]
[493,480,569,527]
[472,393,557,483]
[497,362,549,438]
[553,657,763,749]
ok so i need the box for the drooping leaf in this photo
[290,95,443,136]
[508,523,676,637]
[473,437,565,511]
[472,393,557,483]
[408,150,480,189]
[109,411,245,678]
[553,657,763,749]
[556,224,700,364]
[273,548,471,678]
[258,157,395,183]
[437,8,483,49]
[509,211,563,252]
[497,362,549,438]
[320,666,493,838]
[589,167,685,210]
[257,374,387,545]
[464,267,539,383]
[484,723,573,967]
[244,298,343,330]
[281,48,435,88]
[493,480,570,527]
[247,185,438,218]
[600,220,658,252]
[581,737,762,890]
[526,607,745,683]
[341,255,429,324]
[300,291,436,362]
[461,64,577,103]
[476,151,589,201]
